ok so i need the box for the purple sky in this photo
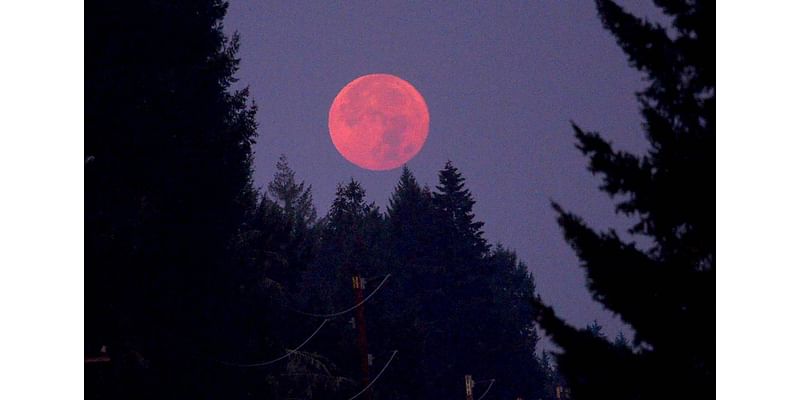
[224,0,667,346]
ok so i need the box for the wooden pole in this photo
[353,275,371,400]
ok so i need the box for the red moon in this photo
[328,74,430,171]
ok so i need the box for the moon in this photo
[328,74,430,171]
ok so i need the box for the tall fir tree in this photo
[294,180,389,397]
[261,154,318,288]
[613,332,630,349]
[480,245,547,399]
[86,1,274,398]
[531,1,714,399]
[295,168,552,399]
[432,161,489,262]
[387,166,438,264]
[389,162,547,399]
[585,321,605,339]
[380,167,441,399]
[267,154,317,227]
[320,179,387,283]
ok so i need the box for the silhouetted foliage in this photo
[88,1,624,399]
[387,166,438,263]
[85,1,286,398]
[614,332,631,349]
[530,1,715,399]
[261,154,319,289]
[585,321,606,340]
[381,164,546,399]
[433,161,490,262]
[283,164,550,399]
[268,154,318,227]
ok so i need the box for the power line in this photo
[475,379,495,400]
[346,350,398,400]
[215,273,389,369]
[291,274,391,318]
[219,318,329,368]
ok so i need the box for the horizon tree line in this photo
[86,0,714,399]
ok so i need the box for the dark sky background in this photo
[224,0,667,347]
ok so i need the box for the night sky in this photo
[223,1,667,345]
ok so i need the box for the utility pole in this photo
[465,375,475,400]
[352,275,371,400]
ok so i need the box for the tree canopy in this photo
[531,1,715,399]
[86,0,713,398]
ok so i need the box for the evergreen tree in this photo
[278,166,554,399]
[325,179,381,241]
[613,332,630,349]
[480,245,546,399]
[585,321,605,339]
[388,167,427,243]
[86,1,274,398]
[295,180,389,398]
[320,179,387,282]
[531,1,714,399]
[261,155,318,288]
[387,166,440,266]
[410,161,490,399]
[432,161,489,261]
[388,162,546,399]
[377,167,441,399]
[267,154,317,227]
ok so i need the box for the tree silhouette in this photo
[432,161,489,262]
[86,0,269,398]
[261,155,318,289]
[387,166,437,264]
[267,154,317,227]
[292,166,550,399]
[398,162,546,399]
[84,0,713,398]
[531,1,714,399]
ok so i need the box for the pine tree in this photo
[382,162,546,399]
[432,161,489,261]
[267,154,317,227]
[387,166,424,226]
[86,1,267,398]
[585,321,605,339]
[613,332,630,349]
[294,180,389,398]
[480,245,546,399]
[539,351,564,400]
[531,1,714,399]
[304,180,378,304]
[326,180,379,236]
[387,166,437,263]
[287,167,555,399]
[260,155,318,288]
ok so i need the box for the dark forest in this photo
[86,1,714,399]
